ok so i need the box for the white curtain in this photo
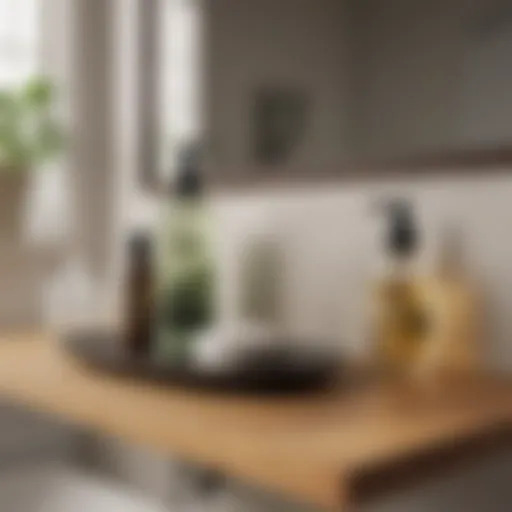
[26,0,72,247]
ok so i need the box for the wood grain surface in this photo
[0,333,511,509]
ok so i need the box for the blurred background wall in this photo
[348,0,512,158]
[206,0,350,170]
[3,0,512,510]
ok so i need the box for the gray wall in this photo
[206,0,512,167]
[206,0,350,172]
[350,0,512,158]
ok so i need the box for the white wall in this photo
[215,172,512,372]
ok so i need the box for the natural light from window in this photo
[160,0,202,176]
[0,0,39,85]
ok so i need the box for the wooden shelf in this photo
[0,332,511,510]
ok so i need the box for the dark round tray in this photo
[63,330,341,395]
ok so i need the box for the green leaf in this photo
[0,76,65,171]
[22,76,54,109]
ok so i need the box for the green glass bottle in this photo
[155,144,214,365]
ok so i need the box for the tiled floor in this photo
[0,463,171,512]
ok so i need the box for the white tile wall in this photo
[105,171,512,512]
[213,172,512,371]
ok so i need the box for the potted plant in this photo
[0,76,64,239]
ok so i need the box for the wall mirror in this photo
[140,0,512,190]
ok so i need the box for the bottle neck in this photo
[387,253,415,281]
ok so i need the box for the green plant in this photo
[0,76,64,171]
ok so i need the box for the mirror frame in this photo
[137,1,512,194]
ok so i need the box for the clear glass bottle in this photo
[154,144,214,364]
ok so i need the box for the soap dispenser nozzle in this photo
[376,198,418,262]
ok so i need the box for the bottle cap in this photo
[380,199,418,259]
[128,232,152,259]
[173,141,202,198]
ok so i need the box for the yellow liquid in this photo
[376,279,430,374]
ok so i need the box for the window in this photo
[160,0,202,176]
[0,0,39,85]
[0,0,68,244]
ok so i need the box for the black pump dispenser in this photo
[173,141,202,198]
[382,200,418,260]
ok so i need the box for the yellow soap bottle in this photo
[414,226,480,379]
[373,207,479,380]
[373,200,429,376]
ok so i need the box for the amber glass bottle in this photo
[124,232,153,356]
